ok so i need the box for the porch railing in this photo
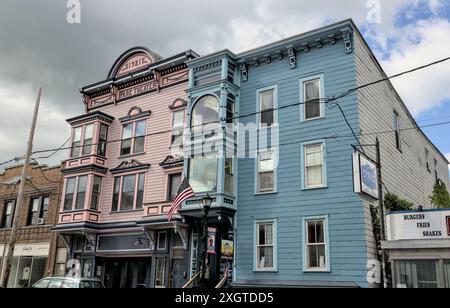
[215,267,230,289]
[182,269,202,289]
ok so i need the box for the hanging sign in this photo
[353,152,379,199]
[207,227,217,254]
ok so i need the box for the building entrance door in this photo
[170,259,185,288]
[102,258,151,288]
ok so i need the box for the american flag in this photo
[168,177,194,221]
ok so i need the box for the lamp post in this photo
[200,194,213,288]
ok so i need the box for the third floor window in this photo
[121,120,146,156]
[70,123,109,158]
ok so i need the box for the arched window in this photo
[191,95,220,127]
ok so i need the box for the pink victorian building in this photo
[53,47,199,288]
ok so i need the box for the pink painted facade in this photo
[53,47,198,288]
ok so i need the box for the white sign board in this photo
[387,210,450,241]
[13,243,50,257]
[353,153,379,199]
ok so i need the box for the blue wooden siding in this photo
[235,38,369,287]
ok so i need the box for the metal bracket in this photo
[341,28,353,54]
[173,223,189,250]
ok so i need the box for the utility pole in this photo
[375,137,388,288]
[0,87,42,288]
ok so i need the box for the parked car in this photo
[32,277,105,289]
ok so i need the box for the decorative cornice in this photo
[341,27,353,54]
[159,155,184,169]
[287,45,297,69]
[239,62,248,82]
[66,111,115,126]
[110,160,150,175]
[193,60,222,73]
[62,165,108,176]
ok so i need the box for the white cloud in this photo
[380,18,450,116]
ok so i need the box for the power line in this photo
[4,56,450,160]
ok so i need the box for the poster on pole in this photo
[207,227,217,254]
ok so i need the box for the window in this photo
[393,111,401,151]
[258,88,276,127]
[97,124,108,156]
[82,124,94,156]
[2,200,15,229]
[121,120,146,156]
[425,149,431,172]
[75,176,88,210]
[191,95,220,128]
[302,142,326,189]
[70,127,82,158]
[257,151,275,193]
[157,231,168,251]
[226,94,235,124]
[171,110,185,151]
[300,75,325,121]
[90,176,102,211]
[64,178,76,211]
[304,218,329,271]
[189,156,218,193]
[111,173,145,212]
[225,158,234,194]
[168,173,182,201]
[395,260,439,288]
[255,220,276,271]
[154,257,167,288]
[28,196,49,226]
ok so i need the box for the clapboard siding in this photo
[95,80,188,223]
[354,30,450,265]
[235,36,370,287]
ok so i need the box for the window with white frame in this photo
[111,173,145,212]
[259,88,275,127]
[82,124,94,156]
[303,78,321,120]
[304,143,324,188]
[121,120,146,156]
[70,127,83,158]
[2,200,15,229]
[63,175,103,212]
[257,151,275,193]
[255,220,276,271]
[304,218,328,271]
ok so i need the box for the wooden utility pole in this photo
[0,87,42,288]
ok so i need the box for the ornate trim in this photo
[119,107,151,123]
[62,165,108,176]
[169,98,188,110]
[159,155,184,169]
[341,28,353,54]
[287,46,297,69]
[66,111,114,126]
[239,62,248,82]
[315,38,323,49]
[193,60,222,73]
[110,160,150,174]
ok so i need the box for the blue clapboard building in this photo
[181,19,450,288]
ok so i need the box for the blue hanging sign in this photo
[353,152,379,199]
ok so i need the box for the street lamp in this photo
[200,194,213,288]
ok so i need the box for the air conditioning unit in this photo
[37,218,45,225]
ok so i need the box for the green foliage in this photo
[384,193,414,212]
[430,182,450,209]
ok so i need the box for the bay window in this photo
[303,216,330,272]
[191,95,220,128]
[97,124,108,157]
[189,157,218,193]
[63,175,103,212]
[224,158,234,194]
[70,127,82,158]
[121,120,146,156]
[255,220,277,271]
[82,124,94,156]
[111,173,145,212]
[70,122,109,158]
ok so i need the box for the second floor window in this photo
[121,120,146,156]
[63,175,102,212]
[112,173,145,212]
[91,176,102,211]
[168,173,182,201]
[304,144,325,188]
[28,196,49,226]
[2,200,15,229]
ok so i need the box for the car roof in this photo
[40,277,102,282]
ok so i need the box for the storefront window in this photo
[444,261,450,288]
[395,260,439,288]
[7,256,47,288]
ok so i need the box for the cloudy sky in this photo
[0,0,449,172]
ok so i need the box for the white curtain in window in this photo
[305,145,323,187]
